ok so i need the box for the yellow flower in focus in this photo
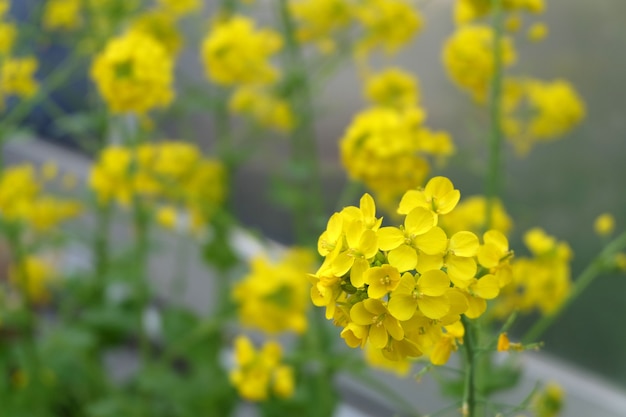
[497,332,523,351]
[131,11,183,55]
[43,0,82,31]
[9,256,56,304]
[443,25,516,101]
[398,176,461,219]
[90,31,174,114]
[527,22,548,42]
[156,0,201,16]
[202,16,282,86]
[290,0,355,50]
[594,213,615,237]
[364,67,419,110]
[229,87,294,132]
[0,57,39,107]
[229,336,295,401]
[355,0,422,56]
[233,249,315,334]
[0,21,16,54]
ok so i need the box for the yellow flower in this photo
[156,206,178,229]
[9,256,56,304]
[355,0,422,56]
[290,0,355,50]
[527,22,548,42]
[364,344,412,376]
[463,274,500,318]
[454,0,545,25]
[131,10,183,55]
[229,86,294,132]
[0,21,16,54]
[229,336,295,401]
[365,264,401,299]
[497,332,523,351]
[506,78,585,154]
[594,213,615,237]
[364,67,419,109]
[533,382,565,417]
[202,15,282,86]
[439,195,513,236]
[156,0,201,16]
[233,249,315,334]
[0,57,39,108]
[43,0,82,31]
[0,0,9,18]
[90,31,174,114]
[350,298,404,349]
[443,25,516,101]
[388,270,451,320]
[398,176,461,219]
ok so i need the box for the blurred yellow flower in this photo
[0,56,38,109]
[202,15,282,86]
[43,0,82,31]
[9,256,56,304]
[131,10,182,55]
[454,0,545,25]
[594,213,615,237]
[364,67,419,110]
[290,0,355,51]
[533,382,565,417]
[229,87,294,132]
[443,25,516,101]
[527,22,548,42]
[156,0,201,16]
[90,31,174,114]
[439,195,513,236]
[0,21,16,54]
[229,336,295,401]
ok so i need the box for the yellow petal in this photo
[388,245,418,272]
[477,243,501,269]
[425,176,454,199]
[465,295,486,319]
[430,336,454,366]
[484,230,509,252]
[398,189,427,215]
[350,301,373,325]
[419,295,450,319]
[437,189,461,215]
[473,274,499,299]
[414,227,448,255]
[449,231,479,257]
[383,315,405,340]
[388,294,418,321]
[330,252,353,277]
[418,269,450,296]
[359,229,379,258]
[377,227,405,251]
[360,193,376,220]
[350,258,370,288]
[405,207,436,235]
[416,253,444,273]
[369,324,389,349]
[446,255,477,288]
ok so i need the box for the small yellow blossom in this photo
[0,57,39,108]
[41,161,58,181]
[43,0,82,31]
[229,87,294,132]
[454,0,545,25]
[0,21,16,54]
[594,213,615,237]
[229,336,295,401]
[131,11,183,55]
[533,382,565,417]
[497,332,523,351]
[527,22,548,42]
[614,253,626,272]
[90,31,174,114]
[364,68,419,109]
[9,256,56,304]
[290,0,355,50]
[439,195,513,235]
[156,206,178,229]
[202,16,282,86]
[504,15,522,32]
[443,25,516,101]
[233,249,315,334]
[355,0,422,56]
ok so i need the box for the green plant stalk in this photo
[461,316,477,417]
[278,0,325,246]
[485,0,505,231]
[93,201,111,293]
[132,198,152,365]
[523,230,626,343]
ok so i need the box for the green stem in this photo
[277,0,325,245]
[93,202,111,292]
[523,230,626,343]
[461,316,477,417]
[485,0,504,230]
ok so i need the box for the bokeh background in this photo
[16,0,626,391]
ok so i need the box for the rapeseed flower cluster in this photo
[230,335,295,401]
[130,10,182,55]
[290,0,354,52]
[202,16,282,87]
[310,177,513,365]
[229,87,294,133]
[90,30,174,114]
[444,0,585,154]
[341,68,454,209]
[233,249,315,334]
[494,228,572,318]
[503,78,586,154]
[0,164,81,231]
[89,142,226,231]
[443,25,517,102]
